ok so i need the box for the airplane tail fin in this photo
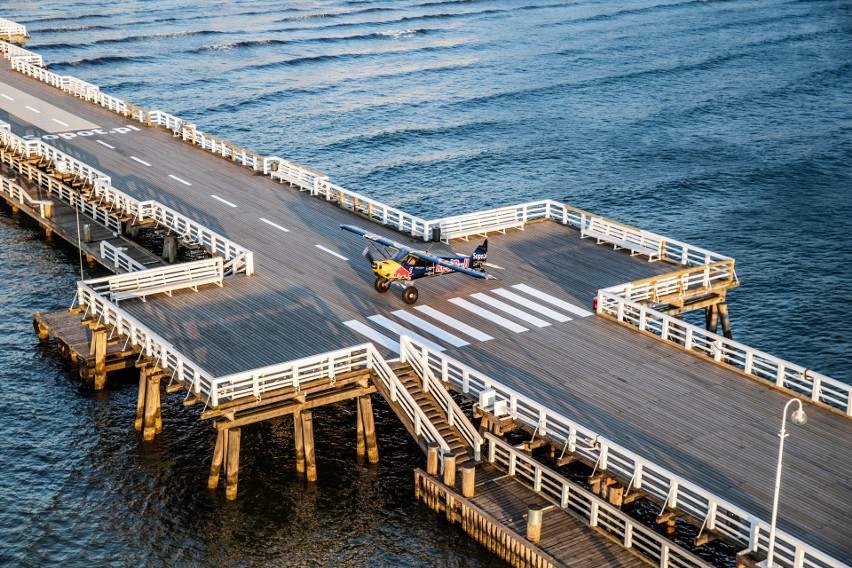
[471,239,488,270]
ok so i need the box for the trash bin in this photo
[430,226,442,242]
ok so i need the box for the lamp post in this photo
[764,398,808,568]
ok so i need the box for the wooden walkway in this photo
[1,57,851,565]
[415,464,649,568]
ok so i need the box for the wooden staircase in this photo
[376,362,475,465]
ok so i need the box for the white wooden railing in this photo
[84,257,223,303]
[603,260,737,305]
[485,433,713,568]
[0,42,41,65]
[99,241,147,273]
[77,281,217,397]
[400,338,844,568]
[597,292,852,417]
[401,336,483,461]
[206,343,452,466]
[0,172,52,217]
[0,18,28,40]
[136,200,254,275]
[315,179,432,237]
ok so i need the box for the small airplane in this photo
[341,224,495,304]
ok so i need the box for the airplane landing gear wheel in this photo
[374,277,391,293]
[402,286,419,305]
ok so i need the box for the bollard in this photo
[83,223,92,243]
[426,442,441,476]
[526,504,544,543]
[461,462,476,498]
[443,454,457,487]
[162,235,177,263]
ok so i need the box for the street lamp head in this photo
[790,408,807,426]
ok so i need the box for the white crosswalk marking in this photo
[343,320,399,353]
[449,298,528,333]
[368,315,446,352]
[391,310,469,347]
[511,284,594,317]
[414,305,494,341]
[490,288,572,322]
[470,293,551,327]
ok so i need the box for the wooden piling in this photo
[462,462,476,498]
[356,398,365,459]
[443,454,457,487]
[134,365,147,431]
[358,395,379,463]
[208,428,226,489]
[301,411,317,482]
[142,372,161,441]
[705,304,719,334]
[225,427,241,500]
[427,442,440,476]
[526,504,543,543]
[90,328,107,390]
[294,411,305,475]
[718,302,732,339]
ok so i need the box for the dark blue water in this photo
[0,0,850,565]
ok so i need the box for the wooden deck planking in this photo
[464,465,649,568]
[2,64,851,562]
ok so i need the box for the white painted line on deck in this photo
[390,310,469,347]
[52,118,70,127]
[368,315,446,353]
[130,156,151,166]
[259,218,290,233]
[25,105,41,114]
[343,320,399,353]
[414,305,494,342]
[0,93,14,101]
[449,298,529,333]
[210,194,238,208]
[471,293,551,327]
[95,140,115,149]
[511,284,594,317]
[490,288,572,323]
[168,174,192,186]
[315,244,348,261]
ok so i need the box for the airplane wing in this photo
[409,249,497,280]
[341,224,408,251]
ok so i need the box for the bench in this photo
[439,215,526,242]
[581,220,662,262]
[108,259,223,303]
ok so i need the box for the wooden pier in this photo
[2,20,851,568]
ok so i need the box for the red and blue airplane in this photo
[341,224,495,304]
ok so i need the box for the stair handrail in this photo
[401,336,483,461]
[366,344,452,466]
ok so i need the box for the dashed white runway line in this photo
[259,218,290,233]
[52,118,69,127]
[168,174,192,186]
[210,194,238,207]
[470,292,551,327]
[315,244,348,261]
[0,93,14,101]
[25,105,41,114]
[130,156,151,166]
[95,140,115,149]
